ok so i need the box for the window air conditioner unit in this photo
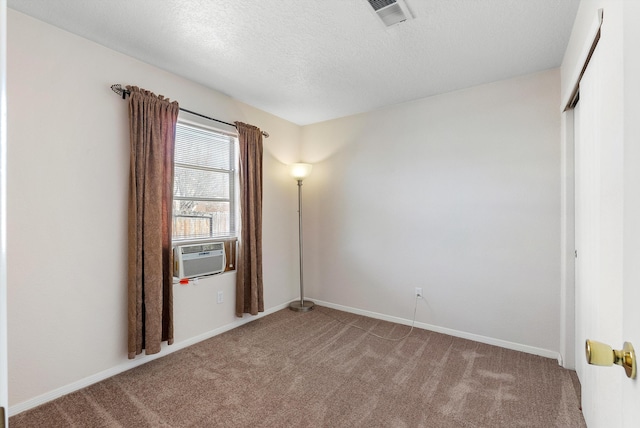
[174,242,226,279]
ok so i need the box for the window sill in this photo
[172,269,235,285]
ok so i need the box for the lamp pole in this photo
[289,163,314,312]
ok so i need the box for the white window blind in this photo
[172,121,236,240]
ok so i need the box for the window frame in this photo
[171,118,238,244]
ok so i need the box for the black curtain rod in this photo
[110,84,269,138]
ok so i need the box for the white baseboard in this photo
[9,300,292,417]
[312,299,561,362]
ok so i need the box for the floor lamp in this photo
[289,163,314,312]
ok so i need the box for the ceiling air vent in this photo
[367,0,413,27]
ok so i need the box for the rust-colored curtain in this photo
[235,122,264,317]
[127,86,179,359]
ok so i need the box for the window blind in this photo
[172,122,236,240]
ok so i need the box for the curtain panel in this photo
[235,122,264,317]
[127,86,179,359]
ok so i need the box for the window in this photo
[172,121,237,241]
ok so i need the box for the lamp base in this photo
[289,300,315,312]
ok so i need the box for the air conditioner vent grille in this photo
[368,0,396,11]
[378,3,405,25]
[174,242,226,278]
[366,0,412,27]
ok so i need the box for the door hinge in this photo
[575,250,578,258]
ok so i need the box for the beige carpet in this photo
[10,307,586,427]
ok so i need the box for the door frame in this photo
[0,0,9,425]
[560,7,603,373]
[621,2,640,426]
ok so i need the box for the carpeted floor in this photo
[10,306,586,427]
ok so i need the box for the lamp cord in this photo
[317,296,419,342]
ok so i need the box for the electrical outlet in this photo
[217,291,224,304]
[415,287,423,299]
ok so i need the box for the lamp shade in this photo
[289,163,313,181]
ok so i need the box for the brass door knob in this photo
[585,339,636,379]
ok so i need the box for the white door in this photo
[575,47,623,426]
[574,4,640,426]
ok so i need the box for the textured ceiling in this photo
[8,0,580,125]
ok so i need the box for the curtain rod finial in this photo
[111,84,129,99]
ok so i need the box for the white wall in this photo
[7,9,301,410]
[301,70,562,356]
